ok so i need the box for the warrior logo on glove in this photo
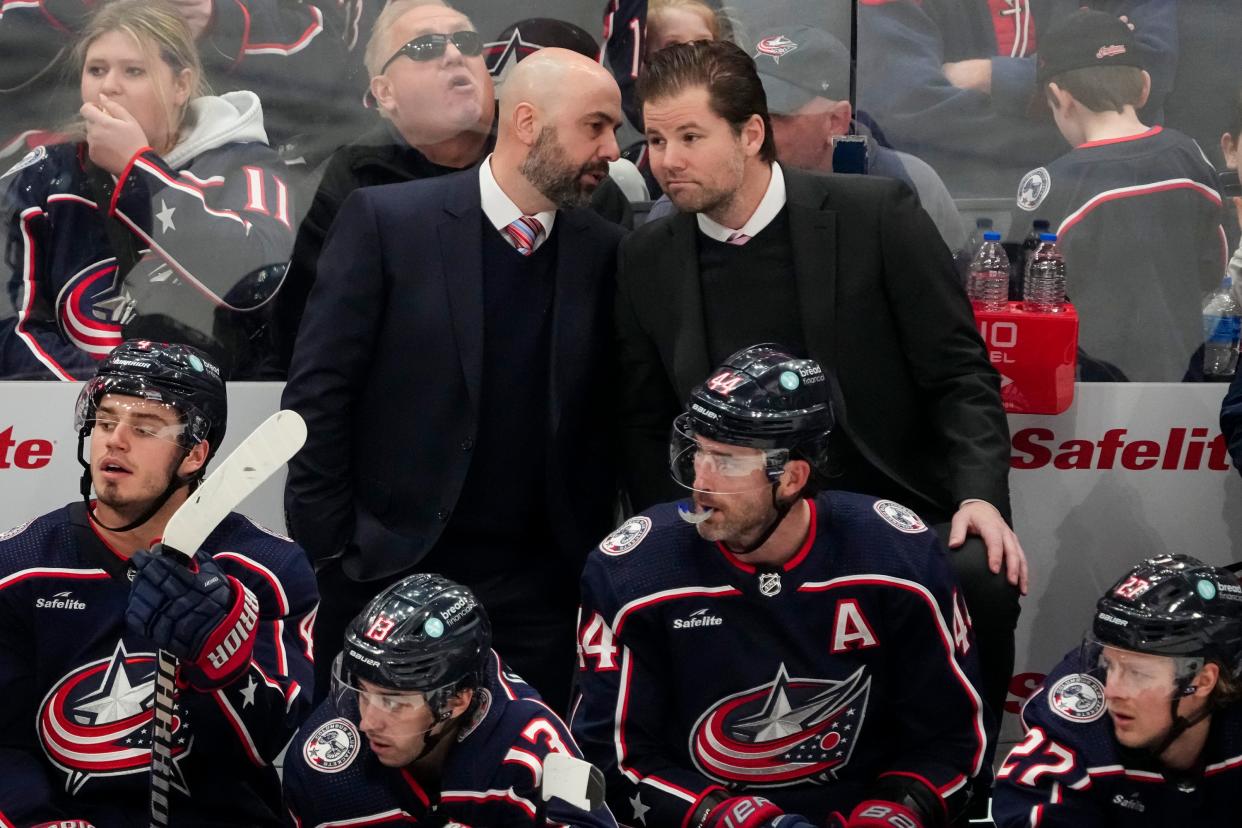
[690,664,871,784]
[39,641,193,794]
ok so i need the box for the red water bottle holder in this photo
[973,302,1078,414]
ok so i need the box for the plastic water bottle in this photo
[1203,275,1242,377]
[1015,219,1051,299]
[1023,233,1067,313]
[968,232,1009,312]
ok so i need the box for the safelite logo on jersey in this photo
[1011,426,1230,472]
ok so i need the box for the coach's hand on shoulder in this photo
[126,545,260,688]
[948,500,1029,595]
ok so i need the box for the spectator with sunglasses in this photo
[275,0,494,369]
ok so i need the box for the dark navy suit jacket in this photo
[282,167,624,580]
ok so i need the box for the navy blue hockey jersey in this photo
[1014,126,1225,381]
[0,128,294,381]
[993,647,1242,826]
[572,493,988,827]
[0,501,318,827]
[856,0,1176,196]
[283,650,618,828]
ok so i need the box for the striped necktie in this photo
[504,215,545,256]
[726,231,751,246]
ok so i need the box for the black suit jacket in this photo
[283,168,624,580]
[616,167,1010,521]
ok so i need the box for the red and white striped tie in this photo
[726,231,751,246]
[504,215,545,256]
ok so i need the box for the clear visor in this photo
[1082,634,1202,698]
[329,652,434,721]
[79,394,192,449]
[669,413,789,495]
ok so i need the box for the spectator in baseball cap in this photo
[1014,8,1224,382]
[755,24,966,252]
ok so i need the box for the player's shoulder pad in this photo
[829,491,932,536]
[1021,649,1116,760]
[591,501,696,562]
[1017,165,1052,212]
[207,513,313,598]
[0,506,79,577]
[297,710,364,777]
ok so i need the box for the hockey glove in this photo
[127,545,259,688]
[704,795,785,828]
[826,800,925,828]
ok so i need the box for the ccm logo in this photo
[1011,427,1230,472]
[0,426,53,469]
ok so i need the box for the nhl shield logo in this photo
[1048,673,1107,723]
[758,572,782,597]
[303,718,360,773]
[755,35,799,63]
[600,516,652,556]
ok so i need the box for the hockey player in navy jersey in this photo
[572,344,988,828]
[0,339,318,827]
[1013,9,1225,382]
[283,573,618,827]
[994,554,1242,826]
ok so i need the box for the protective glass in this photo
[381,31,483,72]
[75,388,193,450]
[329,653,433,721]
[1083,634,1201,698]
[669,413,789,495]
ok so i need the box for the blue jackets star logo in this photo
[689,663,870,785]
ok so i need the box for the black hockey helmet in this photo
[671,344,833,492]
[336,574,492,717]
[1093,554,1242,678]
[685,343,833,449]
[75,339,227,461]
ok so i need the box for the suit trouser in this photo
[311,559,579,716]
[933,524,1021,758]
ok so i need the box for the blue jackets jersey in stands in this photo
[856,0,1177,197]
[0,91,295,380]
[1013,126,1225,381]
[602,0,645,132]
[572,493,988,827]
[993,647,1242,826]
[0,501,318,827]
[283,650,618,828]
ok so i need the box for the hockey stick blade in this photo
[161,409,306,558]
